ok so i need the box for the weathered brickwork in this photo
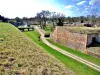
[51,26,100,57]
[51,26,88,53]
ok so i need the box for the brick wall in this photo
[51,26,88,53]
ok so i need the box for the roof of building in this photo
[64,26,100,34]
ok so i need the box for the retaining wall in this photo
[51,26,88,53]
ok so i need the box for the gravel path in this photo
[35,26,100,72]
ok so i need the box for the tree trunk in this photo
[43,21,46,29]
[39,21,42,28]
[52,20,55,28]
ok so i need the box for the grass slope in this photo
[47,39,100,66]
[24,30,100,75]
[44,25,53,34]
[0,22,74,75]
[65,27,100,34]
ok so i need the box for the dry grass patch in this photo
[63,26,100,34]
[0,22,74,75]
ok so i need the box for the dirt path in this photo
[34,26,100,72]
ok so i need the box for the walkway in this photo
[35,26,100,72]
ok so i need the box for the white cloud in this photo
[89,0,100,5]
[89,0,94,5]
[65,5,74,9]
[64,10,73,17]
[84,10,88,13]
[77,1,86,5]
[85,8,88,10]
[0,0,62,18]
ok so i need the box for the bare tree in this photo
[56,13,65,26]
[23,17,28,25]
[89,0,100,26]
[50,12,58,27]
[91,7,99,26]
[67,16,72,23]
[40,10,50,29]
[36,13,42,28]
[36,10,50,29]
[36,11,65,28]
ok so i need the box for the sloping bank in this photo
[0,22,74,75]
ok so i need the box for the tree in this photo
[36,13,42,28]
[40,10,50,29]
[22,17,31,27]
[0,15,8,22]
[80,16,84,23]
[15,17,23,27]
[56,13,65,26]
[0,15,4,21]
[67,17,72,23]
[36,10,50,29]
[89,0,100,26]
[50,12,58,27]
[36,11,65,28]
[91,7,99,25]
[15,17,21,22]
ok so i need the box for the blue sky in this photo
[0,0,100,18]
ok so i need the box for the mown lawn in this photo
[47,39,100,66]
[24,30,100,75]
[44,25,53,34]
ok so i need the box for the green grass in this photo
[47,39,100,66]
[18,26,34,31]
[18,26,25,28]
[0,22,75,75]
[24,30,100,75]
[44,25,53,34]
[18,26,32,28]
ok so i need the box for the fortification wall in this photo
[51,26,88,53]
[87,34,100,46]
[87,34,97,46]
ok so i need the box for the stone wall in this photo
[96,34,100,42]
[51,26,88,53]
[87,34,100,46]
[87,34,97,46]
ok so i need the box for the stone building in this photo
[51,26,100,57]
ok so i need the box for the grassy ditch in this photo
[24,30,100,75]
[47,39,100,66]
